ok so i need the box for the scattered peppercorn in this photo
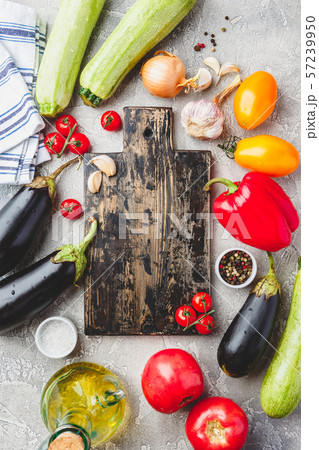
[204,32,208,35]
[211,34,215,37]
[211,39,214,43]
[211,48,216,52]
[194,44,201,51]
[225,16,229,20]
[218,250,253,286]
[222,27,226,32]
[213,43,217,46]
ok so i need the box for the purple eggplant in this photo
[217,252,281,378]
[0,157,80,277]
[0,217,97,333]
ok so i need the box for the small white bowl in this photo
[35,316,77,359]
[215,248,257,289]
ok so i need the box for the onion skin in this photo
[141,53,187,98]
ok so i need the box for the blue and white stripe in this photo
[0,0,49,185]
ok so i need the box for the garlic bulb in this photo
[181,100,224,140]
[181,76,241,141]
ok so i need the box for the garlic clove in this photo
[88,171,102,194]
[204,57,220,75]
[90,155,117,177]
[194,68,213,92]
[216,62,240,84]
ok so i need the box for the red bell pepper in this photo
[204,172,299,252]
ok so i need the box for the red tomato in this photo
[56,114,78,137]
[195,315,215,335]
[141,349,204,414]
[186,397,249,450]
[44,132,66,155]
[101,111,122,131]
[68,133,90,155]
[175,305,197,327]
[60,199,83,220]
[192,292,213,313]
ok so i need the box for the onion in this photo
[141,51,197,98]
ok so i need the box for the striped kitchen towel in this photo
[0,0,50,185]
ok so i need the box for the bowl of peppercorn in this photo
[215,248,257,288]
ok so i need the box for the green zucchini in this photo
[79,0,197,106]
[260,258,301,418]
[36,0,105,117]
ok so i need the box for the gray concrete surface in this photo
[0,0,301,448]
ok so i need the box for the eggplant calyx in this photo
[250,252,281,300]
[26,157,81,203]
[51,217,97,282]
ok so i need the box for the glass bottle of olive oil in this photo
[38,362,125,449]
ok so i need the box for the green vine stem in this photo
[217,136,241,159]
[183,308,215,331]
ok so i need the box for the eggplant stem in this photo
[78,217,98,254]
[267,252,276,275]
[48,156,82,180]
[250,252,281,300]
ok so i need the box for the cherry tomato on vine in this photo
[56,114,78,137]
[68,133,90,155]
[233,71,277,130]
[101,111,122,131]
[175,305,197,327]
[192,292,212,313]
[195,314,215,335]
[44,132,67,155]
[60,199,83,220]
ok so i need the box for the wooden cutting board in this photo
[84,107,212,335]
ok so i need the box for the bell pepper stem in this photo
[204,177,238,195]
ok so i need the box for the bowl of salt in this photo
[35,316,77,359]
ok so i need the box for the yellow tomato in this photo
[234,71,277,130]
[234,135,300,177]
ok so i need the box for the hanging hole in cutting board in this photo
[143,126,154,139]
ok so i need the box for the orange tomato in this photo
[234,135,300,177]
[234,71,277,129]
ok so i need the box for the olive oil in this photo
[40,362,125,448]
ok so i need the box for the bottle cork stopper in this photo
[48,432,85,450]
